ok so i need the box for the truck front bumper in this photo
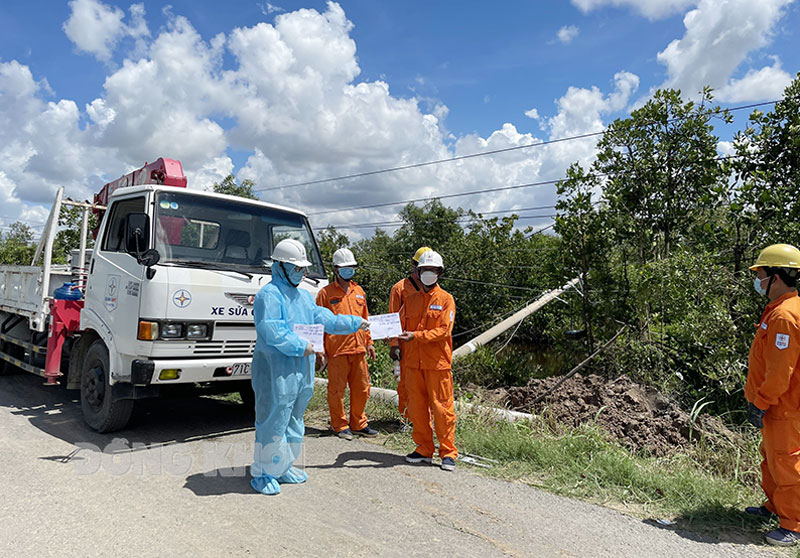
[132,356,253,385]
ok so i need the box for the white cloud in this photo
[63,0,126,61]
[717,140,735,156]
[0,60,92,206]
[63,0,150,62]
[715,59,793,102]
[571,0,698,20]
[525,108,540,120]
[544,72,639,171]
[261,3,284,16]
[557,25,579,44]
[657,0,793,99]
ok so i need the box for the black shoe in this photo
[440,457,456,471]
[353,426,378,437]
[766,527,800,546]
[336,428,353,441]
[405,451,432,464]
[745,506,777,519]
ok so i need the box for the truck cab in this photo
[74,184,327,430]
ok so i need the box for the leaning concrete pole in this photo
[452,277,580,358]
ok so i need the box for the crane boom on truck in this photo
[0,158,328,432]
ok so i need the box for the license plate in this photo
[232,362,251,376]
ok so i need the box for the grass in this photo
[299,387,791,552]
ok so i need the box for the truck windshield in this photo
[154,192,325,279]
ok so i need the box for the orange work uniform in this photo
[399,284,457,459]
[746,291,800,532]
[389,276,423,417]
[316,281,372,432]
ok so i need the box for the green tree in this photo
[597,88,730,261]
[553,87,757,413]
[213,174,258,199]
[732,72,800,248]
[392,199,464,254]
[0,222,37,264]
[555,163,608,349]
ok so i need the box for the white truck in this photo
[0,158,328,432]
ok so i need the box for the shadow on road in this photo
[642,504,772,548]
[306,449,406,470]
[0,373,255,453]
[183,467,254,496]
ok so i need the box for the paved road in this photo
[0,373,777,558]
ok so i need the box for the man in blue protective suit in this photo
[250,238,369,495]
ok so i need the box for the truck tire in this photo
[80,339,134,432]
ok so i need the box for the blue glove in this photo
[747,402,766,429]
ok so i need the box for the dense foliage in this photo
[553,76,800,416]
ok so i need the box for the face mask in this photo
[754,275,768,297]
[338,267,355,280]
[284,264,306,286]
[420,271,438,286]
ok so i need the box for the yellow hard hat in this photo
[412,246,432,262]
[750,244,800,270]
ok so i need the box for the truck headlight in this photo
[161,323,184,339]
[186,323,210,339]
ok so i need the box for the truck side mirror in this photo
[125,213,150,255]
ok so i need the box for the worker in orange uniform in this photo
[745,243,800,547]
[389,246,431,429]
[316,248,378,440]
[396,250,457,471]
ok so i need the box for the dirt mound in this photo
[497,373,729,456]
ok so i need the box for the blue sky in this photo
[1,0,798,235]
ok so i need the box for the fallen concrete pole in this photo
[314,377,534,423]
[452,277,580,358]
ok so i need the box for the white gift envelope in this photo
[368,312,402,340]
[293,323,325,353]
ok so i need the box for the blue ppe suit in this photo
[250,262,362,494]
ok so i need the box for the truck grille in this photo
[192,340,255,356]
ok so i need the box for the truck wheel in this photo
[80,339,133,432]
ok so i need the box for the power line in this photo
[256,131,605,193]
[256,100,778,194]
[308,177,562,216]
[306,146,761,241]
[313,212,556,232]
[307,149,755,218]
[313,203,555,228]
[312,205,556,227]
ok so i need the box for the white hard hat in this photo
[272,239,312,267]
[332,247,357,267]
[417,250,443,268]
